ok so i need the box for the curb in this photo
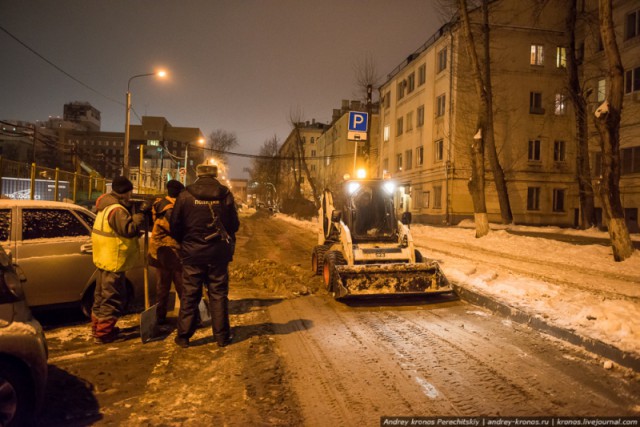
[451,283,640,372]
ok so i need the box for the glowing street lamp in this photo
[123,69,167,178]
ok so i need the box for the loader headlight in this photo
[347,182,361,194]
[383,181,395,195]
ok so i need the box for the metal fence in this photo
[0,157,109,204]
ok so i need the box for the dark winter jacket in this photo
[170,176,240,265]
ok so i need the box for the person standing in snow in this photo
[170,164,239,348]
[91,176,146,344]
[148,179,185,325]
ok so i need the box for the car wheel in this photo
[0,360,35,427]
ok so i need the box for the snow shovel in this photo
[140,214,162,344]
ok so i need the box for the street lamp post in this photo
[123,70,166,178]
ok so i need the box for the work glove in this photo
[132,213,145,229]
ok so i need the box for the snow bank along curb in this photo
[452,283,640,372]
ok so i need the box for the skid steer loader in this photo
[312,177,452,298]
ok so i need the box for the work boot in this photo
[94,329,125,345]
[216,334,233,348]
[174,336,189,348]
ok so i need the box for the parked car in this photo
[0,200,153,316]
[0,245,48,426]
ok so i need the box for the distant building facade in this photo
[376,0,638,230]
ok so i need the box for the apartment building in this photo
[377,0,640,228]
[316,100,380,193]
[278,119,329,200]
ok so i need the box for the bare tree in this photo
[565,0,597,229]
[353,53,380,163]
[289,107,320,207]
[458,0,490,237]
[208,129,238,164]
[250,135,281,206]
[593,0,634,261]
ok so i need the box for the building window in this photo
[311,137,315,144]
[554,93,567,115]
[397,81,406,100]
[530,44,544,65]
[433,186,442,209]
[624,66,640,94]
[528,139,541,161]
[396,117,404,136]
[437,47,447,73]
[405,150,413,170]
[311,150,316,157]
[597,79,606,102]
[556,47,566,68]
[417,105,425,127]
[384,91,391,108]
[310,164,316,172]
[527,187,540,210]
[625,9,640,40]
[383,124,390,142]
[529,92,544,114]
[406,112,413,131]
[435,139,444,162]
[383,158,389,172]
[416,146,424,166]
[407,72,415,94]
[418,64,426,86]
[436,94,446,117]
[621,147,640,175]
[396,153,403,171]
[421,191,430,208]
[554,140,566,162]
[553,189,565,212]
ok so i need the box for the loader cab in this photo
[342,179,397,242]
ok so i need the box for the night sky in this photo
[0,1,444,178]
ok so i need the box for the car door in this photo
[16,206,96,308]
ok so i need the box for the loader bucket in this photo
[333,261,451,298]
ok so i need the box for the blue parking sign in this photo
[348,111,368,132]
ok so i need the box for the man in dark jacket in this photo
[170,164,240,348]
[91,176,145,344]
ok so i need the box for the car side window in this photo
[74,210,95,228]
[0,210,10,241]
[22,209,90,240]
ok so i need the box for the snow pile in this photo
[276,213,640,357]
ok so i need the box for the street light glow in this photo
[157,70,167,78]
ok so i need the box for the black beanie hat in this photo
[166,179,185,198]
[112,176,133,194]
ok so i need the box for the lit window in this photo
[531,44,544,65]
[383,125,390,142]
[396,153,403,171]
[556,47,566,68]
[555,93,567,115]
